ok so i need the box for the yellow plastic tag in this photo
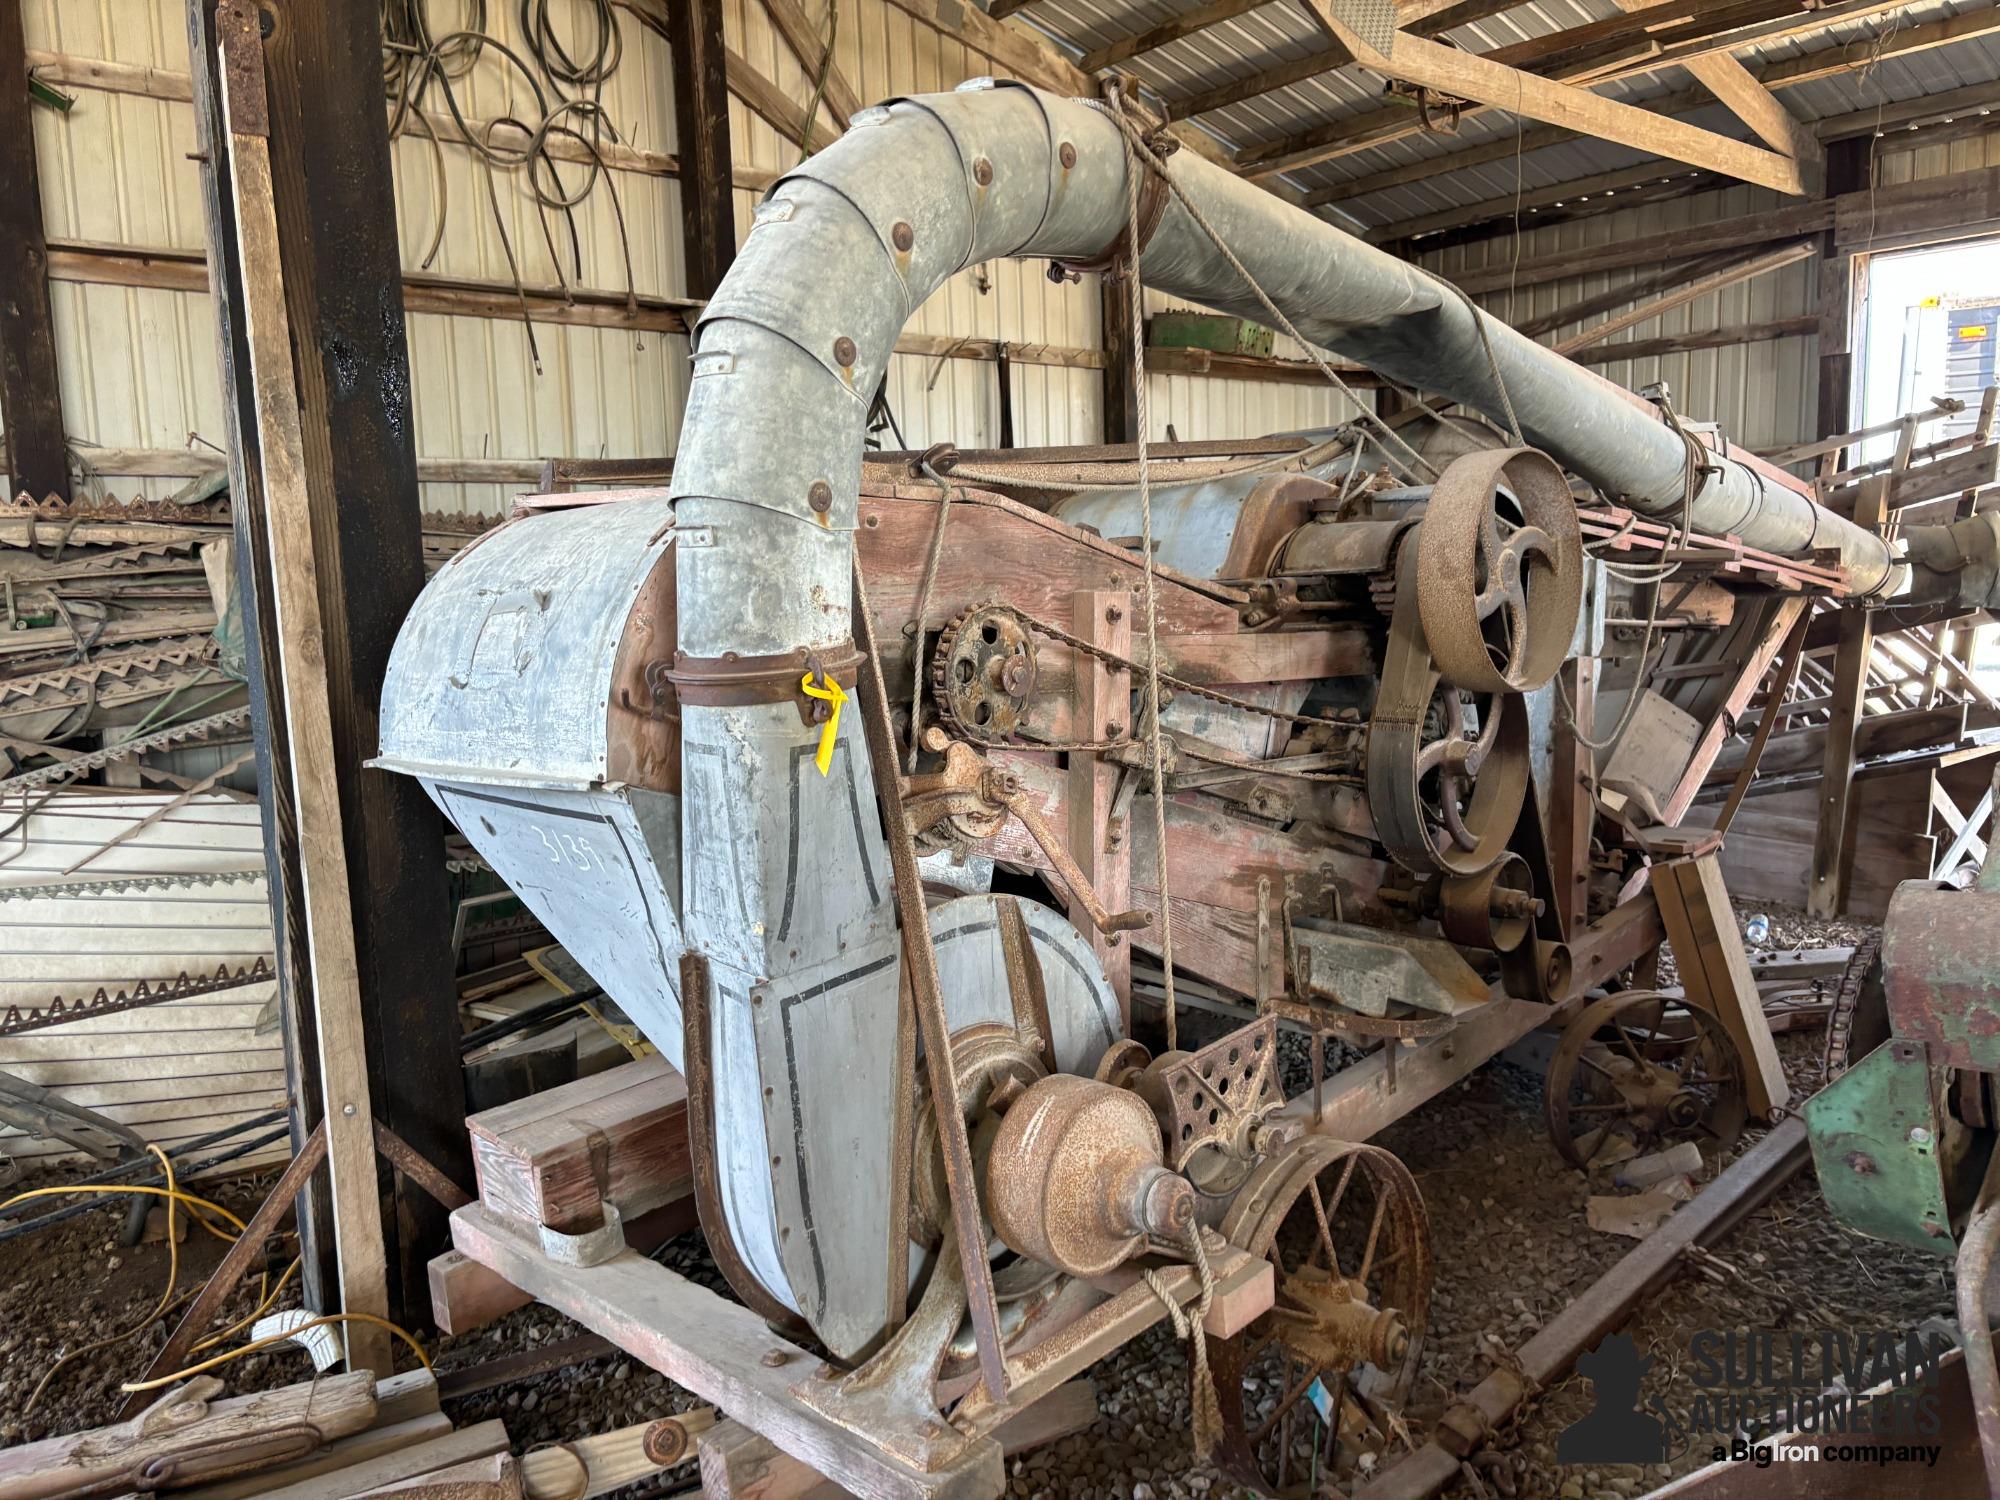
[801,671,848,776]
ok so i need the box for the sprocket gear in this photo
[930,603,1040,743]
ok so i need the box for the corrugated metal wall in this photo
[1415,127,2000,457]
[1416,182,1822,456]
[26,0,223,501]
[25,5,1997,510]
[14,0,1364,520]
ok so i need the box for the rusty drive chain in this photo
[929,602,1362,782]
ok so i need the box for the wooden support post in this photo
[1099,275,1140,446]
[1814,138,1871,460]
[0,0,68,500]
[1551,657,1596,937]
[1070,590,1133,1023]
[669,0,736,300]
[182,0,336,1314]
[1714,606,1811,837]
[1651,852,1789,1120]
[1808,474,1890,918]
[212,1,390,1374]
[207,0,469,1349]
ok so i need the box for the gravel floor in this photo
[0,900,1956,1500]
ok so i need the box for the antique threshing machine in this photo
[377,80,2000,1499]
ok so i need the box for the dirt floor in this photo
[0,901,1960,1500]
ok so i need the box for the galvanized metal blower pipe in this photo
[670,78,1908,661]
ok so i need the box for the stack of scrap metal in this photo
[0,487,489,796]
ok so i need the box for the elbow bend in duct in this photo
[668,80,1907,650]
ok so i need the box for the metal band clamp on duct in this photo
[381,79,1978,1359]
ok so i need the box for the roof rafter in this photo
[1197,0,1907,169]
[1304,4,2000,211]
[1293,0,1813,196]
[1078,0,1526,76]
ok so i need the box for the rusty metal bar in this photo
[373,1119,472,1212]
[1352,1117,1810,1500]
[853,557,1011,1401]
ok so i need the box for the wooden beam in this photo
[726,47,838,155]
[1081,0,1267,73]
[0,0,68,501]
[669,0,736,300]
[1565,316,1817,367]
[182,0,339,1316]
[1082,0,1531,74]
[1449,193,1846,294]
[1608,0,1819,183]
[250,0,472,1336]
[1652,853,1789,1118]
[1100,277,1139,445]
[1225,0,1919,182]
[1144,345,1386,385]
[123,1124,330,1417]
[1365,159,1710,244]
[1515,251,1739,338]
[877,0,1089,94]
[1714,606,1810,836]
[1816,79,2000,145]
[41,237,1115,373]
[1684,51,1822,182]
[24,47,785,193]
[1275,7,1812,195]
[1550,241,1817,356]
[212,0,392,1376]
[761,0,862,127]
[1808,473,1890,918]
[1307,10,2000,212]
[1069,591,1133,1022]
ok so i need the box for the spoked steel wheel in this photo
[1213,1139,1431,1497]
[1543,990,1749,1170]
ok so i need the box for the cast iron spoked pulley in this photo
[1543,990,1750,1171]
[1415,447,1584,695]
[1213,1139,1431,1497]
[1368,530,1530,879]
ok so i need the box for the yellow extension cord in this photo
[5,1154,431,1395]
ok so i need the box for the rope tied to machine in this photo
[1139,1223,1225,1462]
[1106,82,1181,1051]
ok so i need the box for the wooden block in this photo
[355,1451,521,1498]
[375,1370,442,1427]
[178,1414,454,1500]
[467,1054,691,1233]
[430,1249,533,1335]
[0,1374,379,1499]
[698,1382,1099,1500]
[256,1420,512,1500]
[521,1408,716,1497]
[1651,853,1789,1119]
